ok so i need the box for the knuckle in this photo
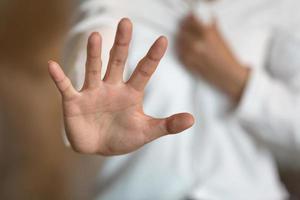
[56,76,70,91]
[138,67,152,77]
[147,54,160,62]
[111,58,125,66]
[88,52,100,59]
[56,76,68,84]
[115,40,129,47]
[88,69,101,76]
[61,78,71,91]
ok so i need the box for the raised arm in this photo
[48,18,194,156]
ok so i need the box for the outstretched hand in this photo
[49,18,194,156]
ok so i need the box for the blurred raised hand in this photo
[48,18,194,156]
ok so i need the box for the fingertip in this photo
[87,32,102,61]
[48,60,58,75]
[180,112,195,128]
[153,36,168,56]
[89,32,102,46]
[120,17,131,23]
[186,113,195,128]
[158,36,168,48]
[167,113,195,134]
[48,60,53,69]
[47,60,64,82]
[118,17,133,34]
[114,18,133,46]
[119,17,133,28]
[48,59,57,67]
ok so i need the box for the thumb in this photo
[145,113,195,142]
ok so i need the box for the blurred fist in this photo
[176,14,250,102]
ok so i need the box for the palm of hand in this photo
[49,19,194,156]
[64,84,150,155]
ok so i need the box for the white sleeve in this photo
[235,31,300,169]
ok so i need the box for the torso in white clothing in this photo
[69,0,300,199]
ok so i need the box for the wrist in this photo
[225,65,251,102]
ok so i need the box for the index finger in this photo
[127,36,168,92]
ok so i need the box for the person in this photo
[49,0,300,199]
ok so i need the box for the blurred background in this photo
[0,0,299,199]
[0,1,102,199]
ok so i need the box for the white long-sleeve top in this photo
[64,0,300,199]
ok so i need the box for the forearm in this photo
[235,68,300,167]
[216,64,251,103]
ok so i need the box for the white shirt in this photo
[64,0,300,199]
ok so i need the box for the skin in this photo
[176,15,250,102]
[48,18,195,156]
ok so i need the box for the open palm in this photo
[49,18,194,156]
